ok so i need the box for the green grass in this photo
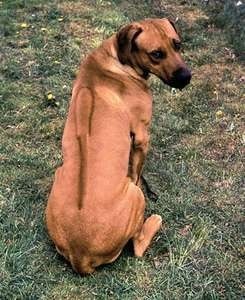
[0,0,244,299]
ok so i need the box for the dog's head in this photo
[117,18,191,89]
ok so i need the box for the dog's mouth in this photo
[164,78,191,90]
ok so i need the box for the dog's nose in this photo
[171,68,192,89]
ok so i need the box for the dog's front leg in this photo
[129,129,149,186]
[129,125,158,201]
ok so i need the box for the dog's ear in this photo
[167,18,178,35]
[117,23,143,64]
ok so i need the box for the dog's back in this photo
[46,41,140,274]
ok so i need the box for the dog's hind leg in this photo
[133,214,162,257]
[126,181,162,257]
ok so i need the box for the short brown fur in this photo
[45,18,191,274]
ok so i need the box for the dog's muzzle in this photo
[168,67,192,89]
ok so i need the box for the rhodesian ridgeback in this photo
[45,18,191,274]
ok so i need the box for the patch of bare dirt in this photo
[213,178,233,189]
[153,0,209,26]
[58,1,91,15]
[203,135,240,161]
[65,21,94,38]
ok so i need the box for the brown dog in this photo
[45,18,191,274]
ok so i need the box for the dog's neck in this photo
[100,37,149,84]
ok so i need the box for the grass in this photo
[0,0,244,299]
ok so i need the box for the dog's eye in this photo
[173,39,181,51]
[150,50,165,60]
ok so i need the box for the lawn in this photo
[0,0,244,299]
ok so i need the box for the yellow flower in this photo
[58,17,63,22]
[20,23,28,29]
[41,27,47,32]
[46,91,59,106]
[47,92,54,100]
[216,110,224,118]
